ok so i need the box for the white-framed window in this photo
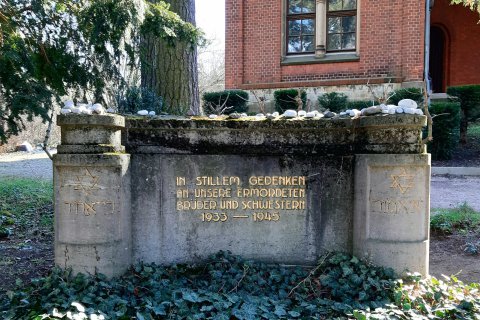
[285,0,359,58]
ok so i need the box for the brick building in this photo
[225,0,480,104]
[430,0,480,92]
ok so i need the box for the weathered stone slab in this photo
[353,154,430,275]
[131,154,353,265]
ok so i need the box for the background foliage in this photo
[428,101,461,160]
[202,90,249,115]
[0,0,202,142]
[273,89,307,113]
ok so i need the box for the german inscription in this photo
[175,176,307,223]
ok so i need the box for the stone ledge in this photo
[58,114,125,128]
[125,115,427,155]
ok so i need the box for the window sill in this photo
[280,53,360,66]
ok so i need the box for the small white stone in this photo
[272,112,280,117]
[403,107,416,114]
[71,301,85,313]
[305,112,316,118]
[415,109,424,115]
[395,107,404,114]
[283,110,297,118]
[64,100,74,109]
[137,110,149,116]
[91,103,104,114]
[255,113,265,118]
[348,109,361,117]
[71,107,82,114]
[208,114,218,119]
[106,108,115,113]
[148,111,156,116]
[81,108,92,115]
[298,110,307,117]
[241,113,248,117]
[60,108,72,114]
[398,99,418,109]
[339,111,347,116]
[388,108,396,115]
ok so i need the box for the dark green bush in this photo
[428,102,461,160]
[447,85,480,121]
[273,89,307,113]
[317,92,348,112]
[447,85,480,144]
[388,87,424,106]
[346,100,375,110]
[116,86,163,115]
[202,90,249,114]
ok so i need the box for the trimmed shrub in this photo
[388,88,424,106]
[447,85,480,144]
[317,92,348,112]
[346,100,376,110]
[273,89,307,113]
[117,86,163,115]
[428,102,461,160]
[202,90,249,115]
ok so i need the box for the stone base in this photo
[53,153,131,278]
[353,154,431,276]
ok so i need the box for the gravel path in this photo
[1,151,479,211]
[0,151,55,181]
[430,174,480,211]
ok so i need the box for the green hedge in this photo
[202,90,249,114]
[428,102,461,160]
[273,89,307,113]
[317,92,348,112]
[388,88,424,106]
[447,85,480,121]
[447,85,480,144]
[346,100,375,110]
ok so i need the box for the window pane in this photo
[303,35,315,52]
[327,34,341,51]
[328,17,341,33]
[303,0,315,13]
[342,33,356,50]
[289,20,302,36]
[342,16,356,33]
[328,0,342,11]
[288,37,302,52]
[343,0,357,10]
[302,19,315,35]
[288,0,302,13]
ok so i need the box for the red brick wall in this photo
[225,0,425,90]
[431,0,480,87]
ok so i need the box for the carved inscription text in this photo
[175,175,307,223]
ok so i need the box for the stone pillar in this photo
[315,0,326,58]
[53,114,131,278]
[353,154,430,276]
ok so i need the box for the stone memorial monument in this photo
[54,114,430,278]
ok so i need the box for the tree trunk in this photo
[141,0,200,115]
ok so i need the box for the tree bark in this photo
[141,0,200,115]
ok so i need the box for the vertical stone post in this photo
[353,154,430,276]
[53,114,131,278]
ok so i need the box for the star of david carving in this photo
[390,168,415,194]
[70,168,100,195]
